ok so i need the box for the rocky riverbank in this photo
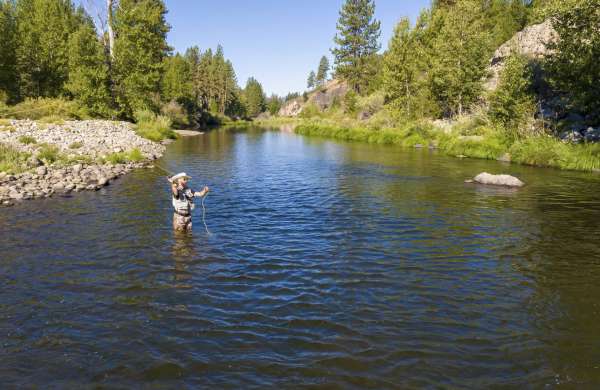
[0,120,166,207]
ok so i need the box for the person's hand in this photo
[203,186,210,193]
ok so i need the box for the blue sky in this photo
[164,0,430,96]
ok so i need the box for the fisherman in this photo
[168,172,209,231]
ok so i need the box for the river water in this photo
[2,126,600,388]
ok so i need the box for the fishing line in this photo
[154,161,211,235]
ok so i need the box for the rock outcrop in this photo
[278,99,304,117]
[307,79,349,111]
[278,79,349,117]
[0,120,165,207]
[468,172,525,187]
[484,19,557,91]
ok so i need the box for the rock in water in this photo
[472,172,524,187]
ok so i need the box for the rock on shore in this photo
[0,120,165,207]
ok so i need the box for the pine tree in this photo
[316,56,329,86]
[243,77,265,118]
[112,0,170,117]
[66,16,113,117]
[0,1,17,102]
[331,0,381,94]
[15,0,80,98]
[383,18,417,116]
[307,71,315,89]
[266,94,282,115]
[427,1,490,116]
[161,54,193,103]
[547,0,600,120]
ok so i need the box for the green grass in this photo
[69,141,83,149]
[0,143,30,173]
[103,148,145,165]
[37,144,61,164]
[0,97,85,120]
[134,110,177,142]
[18,135,37,145]
[292,118,600,172]
[37,115,66,125]
[510,137,600,171]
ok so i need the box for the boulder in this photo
[584,127,600,143]
[35,166,47,176]
[470,172,525,187]
[560,130,583,144]
[485,19,557,91]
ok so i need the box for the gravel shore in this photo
[0,120,166,207]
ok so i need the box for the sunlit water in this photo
[2,126,600,388]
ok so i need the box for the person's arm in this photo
[194,186,210,197]
[168,179,179,197]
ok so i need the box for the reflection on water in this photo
[2,126,600,387]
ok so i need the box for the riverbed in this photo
[2,125,600,387]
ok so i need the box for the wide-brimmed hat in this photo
[170,172,191,181]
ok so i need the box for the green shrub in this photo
[37,115,66,125]
[299,103,322,119]
[0,98,85,120]
[488,54,536,140]
[104,148,145,165]
[344,90,358,113]
[18,135,37,145]
[160,100,189,127]
[69,141,83,149]
[127,148,144,162]
[105,152,128,164]
[134,109,176,142]
[357,91,385,118]
[0,143,30,173]
[37,144,61,164]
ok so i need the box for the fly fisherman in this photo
[168,173,209,231]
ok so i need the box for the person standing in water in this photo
[168,172,209,231]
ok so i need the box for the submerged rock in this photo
[470,172,525,187]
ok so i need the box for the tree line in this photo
[0,0,270,125]
[303,0,598,126]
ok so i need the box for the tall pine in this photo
[66,16,112,117]
[15,0,80,98]
[428,1,490,116]
[331,0,381,94]
[0,1,17,102]
[307,71,315,89]
[316,56,330,86]
[243,77,265,118]
[113,0,170,117]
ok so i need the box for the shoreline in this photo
[250,117,600,174]
[0,119,166,207]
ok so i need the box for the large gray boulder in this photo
[471,172,525,187]
[484,19,557,91]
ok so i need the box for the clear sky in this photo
[164,0,431,96]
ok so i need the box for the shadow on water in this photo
[1,126,600,387]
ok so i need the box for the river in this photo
[2,125,600,388]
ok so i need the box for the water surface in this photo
[2,126,600,388]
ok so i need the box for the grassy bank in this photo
[291,118,600,172]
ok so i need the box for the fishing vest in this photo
[172,187,195,215]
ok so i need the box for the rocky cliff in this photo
[484,19,557,91]
[278,79,349,117]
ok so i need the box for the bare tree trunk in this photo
[107,0,115,60]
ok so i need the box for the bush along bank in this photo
[293,119,600,173]
[0,119,166,207]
